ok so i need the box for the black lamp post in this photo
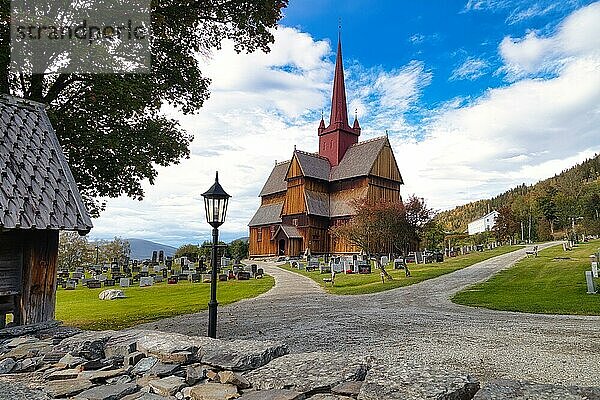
[201,171,231,338]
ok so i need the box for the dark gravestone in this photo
[168,277,178,284]
[218,274,228,282]
[162,269,168,278]
[158,250,164,263]
[152,251,158,264]
[251,264,258,276]
[256,268,264,278]
[104,279,115,287]
[132,274,140,282]
[165,258,173,269]
[140,271,148,278]
[132,266,140,273]
[191,274,201,283]
[87,280,101,289]
[358,262,371,274]
[237,271,250,280]
[178,274,188,281]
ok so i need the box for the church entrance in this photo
[278,239,285,255]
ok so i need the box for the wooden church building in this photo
[249,37,403,257]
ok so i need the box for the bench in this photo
[525,245,538,257]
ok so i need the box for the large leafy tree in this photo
[0,0,287,215]
[492,206,519,244]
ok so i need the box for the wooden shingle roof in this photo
[293,150,331,181]
[329,136,388,181]
[0,96,93,234]
[248,202,283,227]
[258,160,290,197]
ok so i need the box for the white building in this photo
[468,211,499,235]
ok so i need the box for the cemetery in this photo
[52,258,273,330]
[282,245,522,295]
[453,239,600,315]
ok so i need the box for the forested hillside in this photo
[436,154,600,240]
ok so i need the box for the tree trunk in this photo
[19,231,59,325]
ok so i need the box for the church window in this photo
[257,230,262,242]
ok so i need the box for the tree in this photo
[229,239,249,262]
[58,232,94,270]
[330,195,434,256]
[492,206,520,244]
[0,0,288,215]
[537,186,558,235]
[580,182,600,235]
[175,244,201,261]
[94,237,130,264]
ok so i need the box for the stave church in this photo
[248,36,403,257]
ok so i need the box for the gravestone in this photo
[237,271,250,280]
[586,271,596,294]
[152,251,158,264]
[72,272,83,280]
[256,268,264,277]
[358,262,371,274]
[141,265,149,273]
[165,258,173,269]
[66,280,77,290]
[202,274,211,283]
[139,277,153,287]
[87,280,102,289]
[178,274,188,281]
[140,271,149,278]
[76,267,84,274]
[415,252,424,264]
[320,264,332,274]
[592,262,598,278]
[251,264,258,276]
[218,274,228,281]
[158,250,164,263]
[132,266,140,273]
[96,274,107,282]
[119,278,130,288]
[394,258,405,269]
[191,274,201,283]
[221,257,231,267]
[104,279,115,287]
[380,255,389,266]
[162,269,168,278]
[168,277,178,284]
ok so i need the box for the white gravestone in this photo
[585,271,596,294]
[380,256,389,266]
[141,265,149,273]
[139,277,153,287]
[592,262,598,278]
[96,274,107,282]
[119,278,130,287]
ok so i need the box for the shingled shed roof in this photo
[305,190,329,217]
[0,95,93,234]
[259,160,290,197]
[330,136,388,181]
[248,202,283,227]
[293,150,331,181]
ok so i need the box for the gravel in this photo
[142,243,600,387]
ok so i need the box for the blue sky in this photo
[90,0,600,246]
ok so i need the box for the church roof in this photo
[259,160,290,196]
[274,225,302,239]
[304,190,329,217]
[0,95,93,234]
[294,150,330,181]
[330,136,388,181]
[248,202,283,227]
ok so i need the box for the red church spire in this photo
[329,34,350,129]
[317,31,360,166]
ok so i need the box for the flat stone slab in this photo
[197,337,288,371]
[74,383,139,400]
[244,352,368,394]
[148,375,186,397]
[358,359,479,400]
[237,389,305,400]
[188,382,238,400]
[135,331,198,363]
[58,331,117,360]
[79,368,127,382]
[44,378,94,397]
[474,379,600,399]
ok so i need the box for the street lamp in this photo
[201,171,231,338]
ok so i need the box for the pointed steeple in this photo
[352,109,361,133]
[329,34,350,128]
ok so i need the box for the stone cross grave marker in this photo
[139,276,153,287]
[585,271,596,294]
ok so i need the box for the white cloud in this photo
[450,57,489,80]
[499,1,600,79]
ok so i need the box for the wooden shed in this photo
[0,95,92,328]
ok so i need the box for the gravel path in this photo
[142,243,600,386]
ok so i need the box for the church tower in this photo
[318,35,361,166]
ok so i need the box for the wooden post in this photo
[19,230,59,325]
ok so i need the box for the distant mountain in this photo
[126,238,177,260]
[231,237,249,243]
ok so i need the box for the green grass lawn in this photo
[452,240,600,315]
[56,276,275,330]
[280,245,522,295]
